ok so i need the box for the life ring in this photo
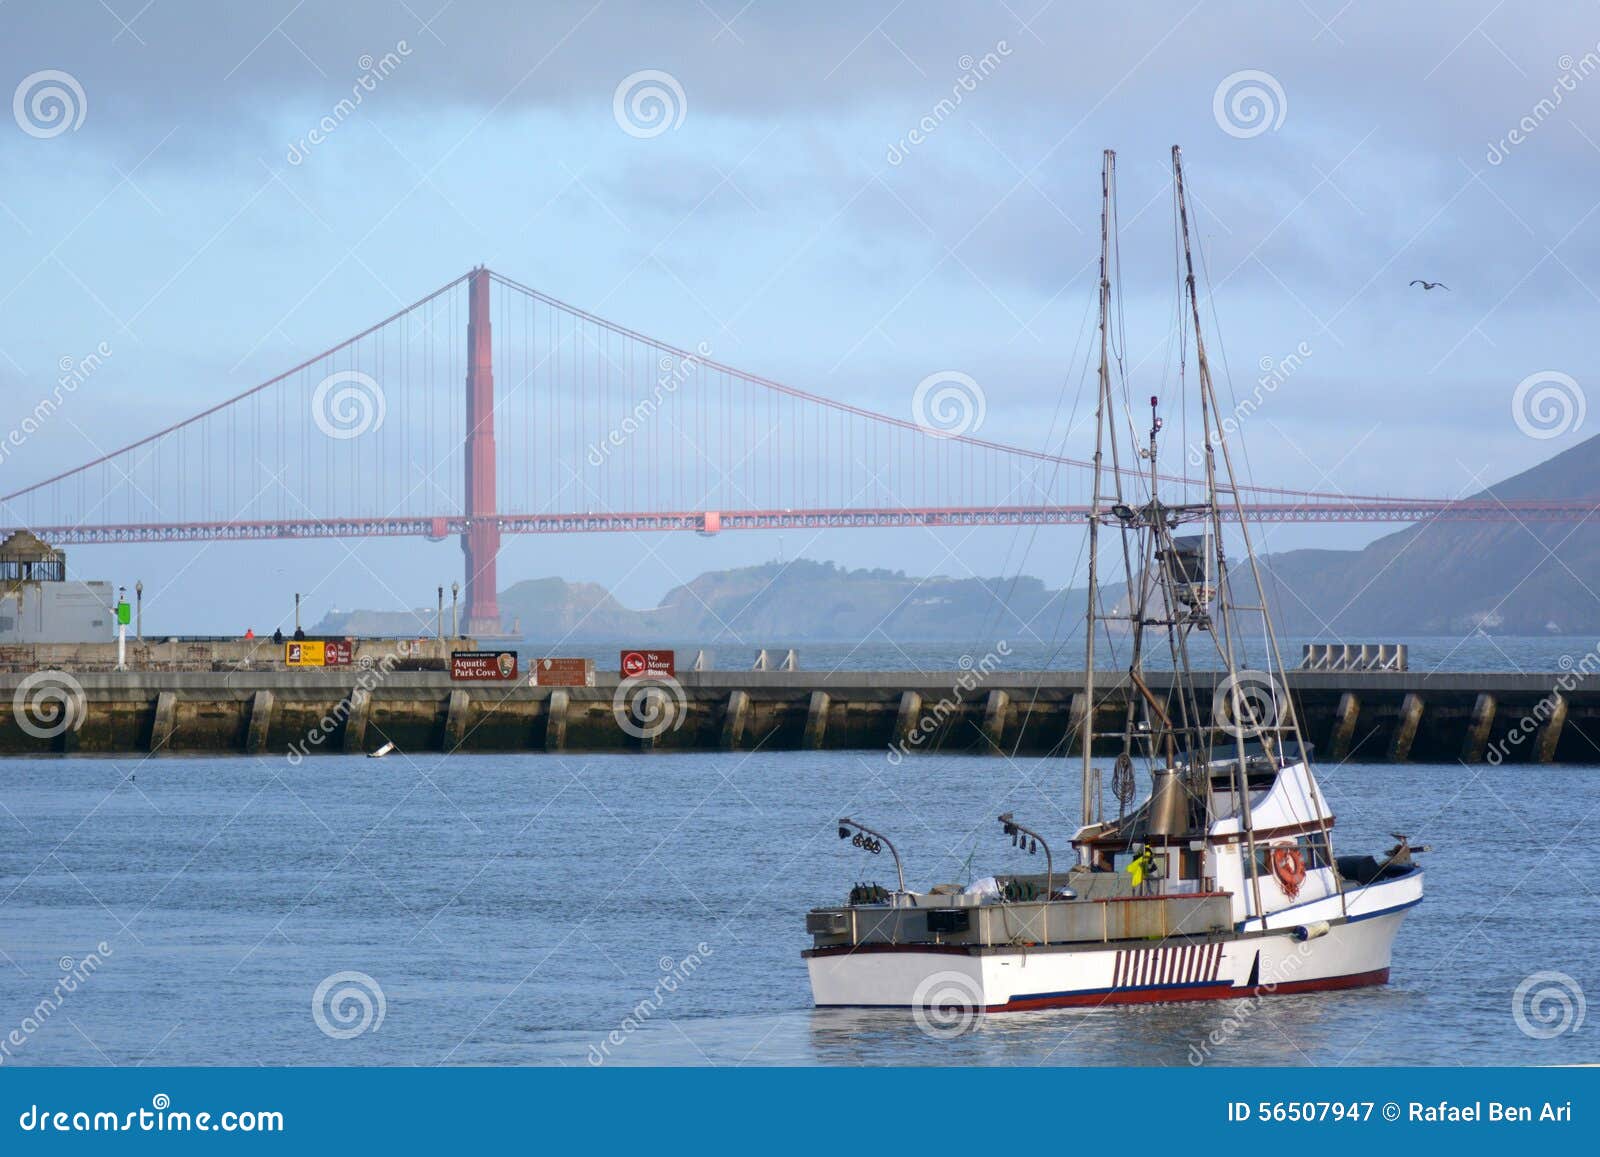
[1270,846,1306,898]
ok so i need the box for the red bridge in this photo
[2,268,1588,634]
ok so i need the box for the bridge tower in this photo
[462,266,502,636]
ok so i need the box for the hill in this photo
[1260,433,1600,635]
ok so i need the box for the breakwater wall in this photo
[0,669,1594,763]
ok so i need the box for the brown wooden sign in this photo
[529,657,595,686]
[451,650,519,681]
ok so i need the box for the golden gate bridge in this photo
[1,267,1589,634]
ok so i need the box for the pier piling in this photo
[1388,693,1424,762]
[245,690,274,754]
[1534,692,1568,763]
[1461,693,1496,763]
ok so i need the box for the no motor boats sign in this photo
[620,649,675,678]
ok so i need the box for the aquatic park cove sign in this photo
[621,649,675,678]
[452,650,519,681]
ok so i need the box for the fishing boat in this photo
[803,147,1424,1015]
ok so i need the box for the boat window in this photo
[1253,833,1331,877]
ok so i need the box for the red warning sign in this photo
[620,649,675,678]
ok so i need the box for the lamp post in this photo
[837,816,907,896]
[294,592,302,633]
[436,586,444,644]
[451,581,459,639]
[135,580,143,642]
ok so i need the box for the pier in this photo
[1,667,1593,763]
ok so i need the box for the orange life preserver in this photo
[1270,846,1306,898]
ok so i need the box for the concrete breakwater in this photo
[1,668,1595,763]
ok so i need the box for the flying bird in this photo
[1409,279,1449,291]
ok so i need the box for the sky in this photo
[2,0,1598,634]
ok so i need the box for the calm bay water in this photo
[2,743,1596,1067]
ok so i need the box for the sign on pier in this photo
[529,657,595,686]
[452,650,519,681]
[620,649,675,678]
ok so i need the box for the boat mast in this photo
[1171,144,1268,920]
[1081,149,1115,833]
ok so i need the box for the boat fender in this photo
[1292,921,1330,942]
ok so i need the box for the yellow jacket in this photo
[1127,850,1155,888]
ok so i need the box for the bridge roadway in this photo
[1,666,1591,764]
[12,496,1600,546]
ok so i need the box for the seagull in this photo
[1409,279,1449,291]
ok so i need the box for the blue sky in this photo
[3,1,1597,633]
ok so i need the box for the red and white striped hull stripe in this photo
[1112,941,1224,988]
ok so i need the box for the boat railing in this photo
[805,891,1233,951]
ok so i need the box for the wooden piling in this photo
[1388,693,1423,762]
[1328,692,1360,761]
[150,690,177,753]
[341,688,370,753]
[1067,692,1089,757]
[545,689,569,752]
[443,689,470,751]
[245,690,274,754]
[894,691,922,751]
[802,691,830,750]
[720,689,748,751]
[1534,693,1568,763]
[981,689,1010,752]
[1461,693,1496,763]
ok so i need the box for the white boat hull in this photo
[807,873,1419,1012]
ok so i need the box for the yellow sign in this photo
[285,641,325,667]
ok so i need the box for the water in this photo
[2,748,1595,1067]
